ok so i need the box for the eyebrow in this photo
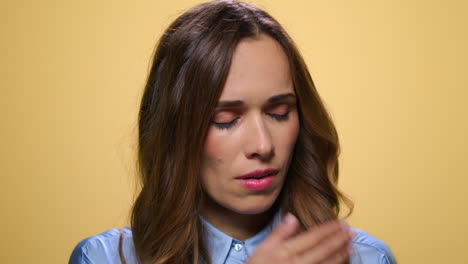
[267,93,296,103]
[216,93,296,108]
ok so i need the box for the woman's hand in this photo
[246,213,355,264]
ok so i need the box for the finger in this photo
[318,245,351,264]
[258,213,300,250]
[282,220,343,257]
[299,227,353,263]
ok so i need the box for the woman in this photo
[70,0,396,263]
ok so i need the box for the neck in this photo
[200,196,277,241]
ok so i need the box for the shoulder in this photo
[350,228,397,264]
[69,227,137,264]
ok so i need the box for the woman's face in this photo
[200,34,299,217]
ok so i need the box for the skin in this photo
[200,34,354,263]
[247,214,355,264]
[200,33,299,240]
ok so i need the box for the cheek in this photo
[201,128,234,183]
[288,117,300,144]
[280,115,300,151]
[203,128,225,165]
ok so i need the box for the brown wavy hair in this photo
[129,0,353,263]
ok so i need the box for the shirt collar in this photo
[199,210,283,263]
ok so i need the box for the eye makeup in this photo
[212,118,239,129]
[268,112,290,121]
[211,106,292,130]
[211,93,297,130]
[211,111,240,129]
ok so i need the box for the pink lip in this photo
[237,169,279,179]
[236,169,279,191]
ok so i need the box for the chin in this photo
[229,195,279,215]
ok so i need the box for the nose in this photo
[245,115,274,161]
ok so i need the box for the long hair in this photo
[130,0,353,263]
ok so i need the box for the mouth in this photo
[236,169,279,191]
[236,168,279,179]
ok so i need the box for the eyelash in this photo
[212,112,290,130]
[269,112,290,121]
[212,118,238,129]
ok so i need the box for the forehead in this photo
[219,34,293,101]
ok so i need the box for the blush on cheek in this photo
[203,128,221,156]
[286,117,300,144]
[202,129,228,170]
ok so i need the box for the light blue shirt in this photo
[69,212,396,263]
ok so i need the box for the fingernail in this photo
[284,213,296,225]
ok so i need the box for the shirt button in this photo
[234,243,244,251]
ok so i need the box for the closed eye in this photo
[269,112,290,121]
[212,118,239,129]
[267,103,291,121]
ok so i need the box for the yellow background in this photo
[1,0,467,263]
